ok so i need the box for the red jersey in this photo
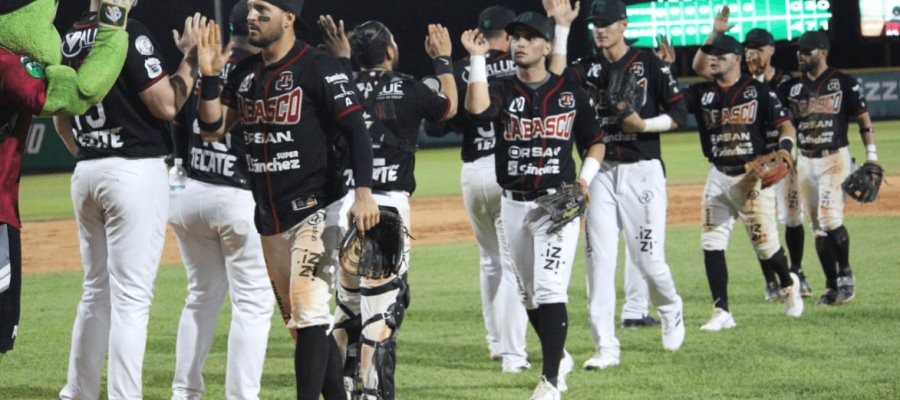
[0,47,48,229]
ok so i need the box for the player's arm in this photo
[847,78,878,163]
[461,30,493,115]
[767,87,796,156]
[424,24,458,120]
[575,90,606,190]
[692,5,732,79]
[195,20,238,141]
[52,116,79,157]
[622,58,687,133]
[138,14,205,121]
[543,0,580,75]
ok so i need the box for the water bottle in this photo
[169,158,187,191]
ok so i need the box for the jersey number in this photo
[509,97,526,113]
[475,125,496,151]
[74,103,107,130]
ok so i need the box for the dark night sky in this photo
[53,1,900,78]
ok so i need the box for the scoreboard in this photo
[614,0,833,47]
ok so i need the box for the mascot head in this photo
[0,0,62,65]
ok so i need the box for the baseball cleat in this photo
[582,351,619,370]
[782,273,804,318]
[501,360,532,374]
[816,288,838,306]
[622,315,661,328]
[836,276,855,304]
[700,307,736,331]
[529,375,561,400]
[799,276,813,298]
[660,302,685,351]
[557,350,574,392]
[765,281,784,302]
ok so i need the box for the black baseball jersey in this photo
[564,48,686,162]
[470,73,604,191]
[222,41,371,235]
[760,68,793,150]
[354,70,450,194]
[684,75,790,166]
[777,68,867,152]
[62,14,170,161]
[173,49,253,189]
[439,50,517,162]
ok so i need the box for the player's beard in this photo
[249,27,284,48]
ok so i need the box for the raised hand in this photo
[425,24,452,58]
[173,12,207,57]
[317,15,351,59]
[196,20,232,77]
[713,5,734,34]
[461,29,489,56]
[543,0,581,28]
[653,34,676,66]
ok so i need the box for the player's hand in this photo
[652,34,676,66]
[543,0,581,28]
[317,15,351,59]
[461,29,489,56]
[425,24,452,58]
[350,187,381,234]
[713,5,734,34]
[173,12,206,59]
[577,178,590,204]
[620,112,645,132]
[197,20,232,77]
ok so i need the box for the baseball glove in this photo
[842,162,884,203]
[606,68,645,123]
[535,182,587,234]
[339,206,409,279]
[745,149,793,189]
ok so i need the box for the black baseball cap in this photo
[230,1,250,36]
[505,12,555,41]
[0,0,32,14]
[796,31,829,51]
[263,0,303,16]
[587,0,628,26]
[701,34,743,55]
[478,5,516,31]
[744,28,774,49]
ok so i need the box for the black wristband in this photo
[432,56,453,76]
[200,75,221,101]
[198,116,223,132]
[860,127,874,134]
[779,137,794,154]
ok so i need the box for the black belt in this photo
[502,188,557,201]
[714,164,746,176]
[800,148,840,158]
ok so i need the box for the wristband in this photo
[200,76,221,101]
[866,143,878,162]
[433,56,454,76]
[198,116,223,132]
[579,157,601,187]
[778,136,795,154]
[860,127,874,134]
[642,115,674,132]
[469,55,487,83]
[553,26,570,55]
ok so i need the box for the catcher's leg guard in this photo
[333,300,362,399]
[359,277,408,400]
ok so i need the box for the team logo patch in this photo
[630,62,644,76]
[559,92,575,108]
[701,91,716,106]
[790,83,803,97]
[827,79,840,91]
[275,71,294,91]
[743,86,758,99]
[99,3,126,28]
[639,190,654,204]
[144,57,163,79]
[135,35,154,56]
[293,197,318,212]
[587,63,603,78]
[239,74,254,93]
[19,56,45,79]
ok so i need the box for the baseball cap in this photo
[505,12,555,41]
[0,0,33,14]
[743,28,774,49]
[796,31,829,51]
[701,34,743,55]
[587,0,628,27]
[478,5,515,31]
[230,1,250,36]
[262,0,303,16]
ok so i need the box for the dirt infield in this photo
[22,179,900,274]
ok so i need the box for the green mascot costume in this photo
[0,0,134,354]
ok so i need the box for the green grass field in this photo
[4,122,900,398]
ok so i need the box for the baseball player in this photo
[684,34,804,331]
[317,16,458,399]
[693,7,811,302]
[422,4,531,373]
[166,2,275,399]
[544,0,687,369]
[778,31,877,306]
[52,4,204,398]
[464,12,606,399]
[194,1,380,398]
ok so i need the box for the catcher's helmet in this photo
[339,206,407,279]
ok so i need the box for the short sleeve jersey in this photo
[684,76,790,166]
[62,14,171,161]
[221,42,365,235]
[354,70,450,194]
[472,73,604,191]
[564,48,684,162]
[777,68,867,152]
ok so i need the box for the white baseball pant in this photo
[796,147,852,237]
[774,167,804,227]
[168,179,274,400]
[60,157,168,400]
[700,166,781,258]
[460,155,528,366]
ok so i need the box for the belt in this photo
[502,188,557,201]
[800,148,841,158]
[714,164,746,177]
